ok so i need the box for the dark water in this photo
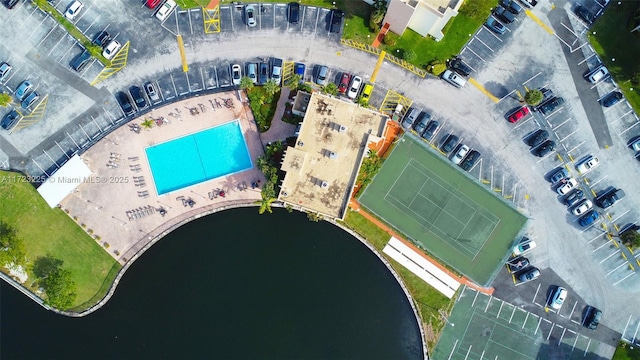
[1,208,422,359]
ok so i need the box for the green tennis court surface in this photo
[359,136,526,285]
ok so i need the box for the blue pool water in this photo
[145,121,253,195]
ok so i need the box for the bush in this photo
[525,89,544,106]
[403,50,417,62]
[369,9,385,32]
[383,32,399,46]
[427,60,447,76]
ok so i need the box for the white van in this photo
[442,70,467,88]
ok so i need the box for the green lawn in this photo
[588,2,640,116]
[340,209,452,351]
[0,171,120,311]
[612,341,640,360]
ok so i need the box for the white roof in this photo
[37,155,92,208]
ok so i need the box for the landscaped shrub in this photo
[403,50,417,62]
[247,86,280,132]
[369,9,385,32]
[525,89,543,106]
[427,60,447,76]
[383,32,399,46]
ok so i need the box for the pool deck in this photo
[60,91,292,264]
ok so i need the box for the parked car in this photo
[507,256,530,273]
[548,287,567,310]
[402,108,421,128]
[563,189,584,207]
[146,0,162,9]
[288,2,300,24]
[21,91,39,110]
[246,63,258,84]
[347,76,363,99]
[493,5,516,24]
[449,57,471,77]
[575,5,595,24]
[70,50,92,72]
[572,199,593,216]
[314,65,328,86]
[92,31,111,48]
[271,58,283,86]
[460,150,480,171]
[587,65,609,83]
[508,106,530,123]
[451,144,470,165]
[442,69,466,88]
[129,86,148,110]
[583,306,602,330]
[144,82,161,103]
[245,5,257,27]
[3,0,20,9]
[102,40,122,60]
[360,83,373,103]
[538,87,554,104]
[421,120,439,140]
[231,64,242,86]
[599,91,623,107]
[485,16,506,34]
[518,0,538,8]
[525,129,549,147]
[329,9,344,33]
[1,109,20,130]
[440,134,459,154]
[412,112,430,134]
[538,97,564,115]
[556,178,578,195]
[64,0,84,20]
[0,62,12,82]
[518,267,541,283]
[549,168,568,183]
[116,91,135,117]
[513,237,536,256]
[575,155,600,174]
[338,72,350,94]
[155,0,177,21]
[628,136,640,152]
[532,140,555,157]
[15,80,32,101]
[579,210,599,227]
[501,0,523,14]
[294,62,305,78]
[259,62,269,85]
[595,187,625,209]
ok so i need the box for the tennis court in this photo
[359,135,527,285]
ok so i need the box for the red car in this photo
[508,106,530,123]
[146,0,162,9]
[338,72,350,93]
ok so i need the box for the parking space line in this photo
[619,119,640,136]
[568,301,578,320]
[156,81,167,102]
[82,15,101,36]
[612,108,635,124]
[17,5,39,30]
[189,9,196,35]
[184,72,191,95]
[170,74,178,96]
[27,14,49,41]
[544,107,565,119]
[37,24,58,47]
[558,129,579,142]
[599,248,621,262]
[468,78,499,103]
[587,174,607,188]
[559,328,567,343]
[534,316,542,335]
[566,141,585,155]
[546,323,554,341]
[525,9,554,35]
[474,37,495,52]
[200,67,206,91]
[58,41,77,63]
[552,118,571,131]
[588,232,606,244]
[614,271,636,285]
[532,283,541,303]
[464,47,486,63]
[610,210,631,225]
[47,33,67,57]
[607,260,629,275]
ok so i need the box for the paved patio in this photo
[60,91,289,264]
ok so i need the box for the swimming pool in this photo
[145,120,253,195]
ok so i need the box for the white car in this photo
[572,199,593,216]
[575,155,600,174]
[102,40,122,60]
[548,287,567,310]
[231,64,242,86]
[245,5,257,27]
[556,178,578,195]
[588,65,609,83]
[347,76,362,99]
[155,0,177,21]
[65,1,84,20]
[512,238,536,256]
[451,144,470,165]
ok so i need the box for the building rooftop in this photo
[278,93,388,219]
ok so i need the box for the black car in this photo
[258,62,269,85]
[532,140,555,157]
[1,109,20,130]
[575,6,595,24]
[440,134,459,154]
[538,97,565,115]
[507,256,530,273]
[538,87,554,104]
[413,112,431,135]
[563,189,584,206]
[3,0,19,9]
[595,187,625,209]
[449,57,471,77]
[493,6,516,24]
[422,120,439,140]
[329,9,344,33]
[599,91,623,107]
[288,2,299,24]
[70,50,92,72]
[460,150,480,171]
[501,0,523,14]
[116,91,135,117]
[583,306,602,330]
[92,30,111,48]
[525,129,549,147]
[129,86,148,110]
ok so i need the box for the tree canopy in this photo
[33,255,77,309]
[0,221,26,266]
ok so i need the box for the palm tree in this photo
[264,79,279,96]
[286,74,301,90]
[256,155,271,174]
[322,83,339,96]
[0,93,12,107]
[140,118,154,130]
[256,194,276,214]
[240,76,254,90]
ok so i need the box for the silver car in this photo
[315,66,328,86]
[15,80,32,101]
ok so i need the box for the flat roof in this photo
[37,154,92,208]
[278,93,387,219]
